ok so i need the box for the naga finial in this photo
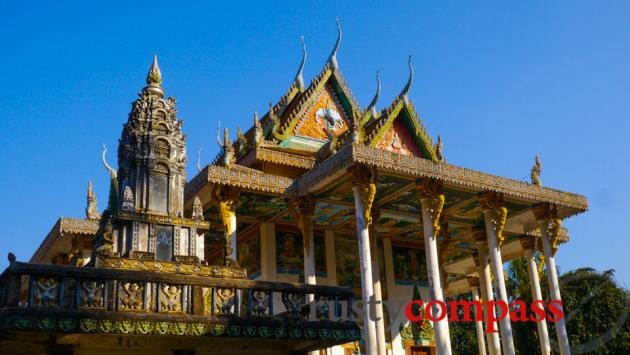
[219,127,235,167]
[294,36,307,90]
[86,180,101,220]
[254,111,263,146]
[400,55,414,104]
[237,125,248,154]
[196,148,202,173]
[367,70,381,119]
[216,121,223,147]
[144,55,164,97]
[328,17,342,70]
[101,144,117,179]
[434,135,444,162]
[531,155,542,185]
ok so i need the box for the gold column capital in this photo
[415,178,443,199]
[533,203,562,255]
[351,164,377,227]
[478,191,504,211]
[416,178,445,235]
[478,191,507,248]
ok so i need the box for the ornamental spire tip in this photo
[294,36,307,90]
[328,17,342,70]
[144,54,164,97]
[401,55,414,104]
[367,70,381,118]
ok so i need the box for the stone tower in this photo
[117,55,187,217]
[96,56,205,263]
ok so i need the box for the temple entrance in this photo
[408,345,431,355]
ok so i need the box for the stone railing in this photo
[0,261,360,343]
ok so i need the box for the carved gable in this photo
[294,84,349,141]
[376,118,423,157]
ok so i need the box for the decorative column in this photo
[534,204,571,355]
[521,236,551,355]
[416,178,452,355]
[472,228,501,355]
[213,185,240,266]
[468,277,487,355]
[369,208,387,355]
[289,196,317,299]
[479,191,515,355]
[351,165,378,355]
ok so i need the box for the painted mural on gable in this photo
[376,119,422,157]
[295,84,349,140]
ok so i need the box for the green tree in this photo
[446,292,480,354]
[506,260,629,355]
[557,268,629,354]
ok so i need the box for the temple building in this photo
[0,21,587,355]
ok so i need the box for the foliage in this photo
[446,292,481,355]
[450,261,629,355]
[558,268,629,354]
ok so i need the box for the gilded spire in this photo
[367,70,381,118]
[400,55,414,104]
[328,17,342,70]
[294,36,307,90]
[144,55,164,97]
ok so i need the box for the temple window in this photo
[155,225,173,261]
[149,164,169,213]
[154,122,169,135]
[154,138,171,158]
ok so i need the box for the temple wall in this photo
[242,222,435,355]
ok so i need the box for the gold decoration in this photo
[119,282,144,311]
[116,211,210,229]
[159,284,182,313]
[479,191,508,247]
[549,218,562,256]
[537,253,545,280]
[416,178,445,235]
[350,165,377,226]
[96,256,247,279]
[213,185,241,266]
[294,85,349,140]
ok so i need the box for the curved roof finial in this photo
[328,17,342,70]
[144,54,164,97]
[101,144,117,178]
[294,36,307,90]
[367,70,381,118]
[400,55,414,104]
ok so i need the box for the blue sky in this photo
[0,1,628,285]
